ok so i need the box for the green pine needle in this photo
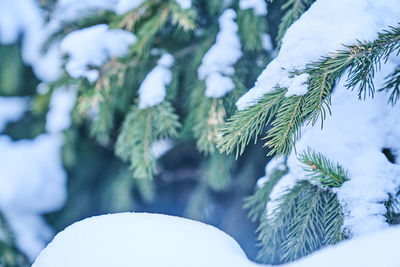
[115,101,180,179]
[299,148,349,187]
[257,181,344,264]
[218,87,286,158]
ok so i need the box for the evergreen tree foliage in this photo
[1,0,400,266]
[220,25,400,157]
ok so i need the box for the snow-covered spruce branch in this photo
[298,148,349,188]
[237,7,267,51]
[382,65,400,105]
[115,101,180,179]
[219,25,400,157]
[218,88,286,157]
[118,0,196,58]
[276,0,315,48]
[245,151,346,263]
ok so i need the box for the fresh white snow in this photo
[239,0,268,16]
[198,9,242,98]
[236,0,400,109]
[254,0,400,236]
[114,0,144,15]
[46,88,77,134]
[33,212,400,267]
[151,139,174,159]
[138,53,174,109]
[0,89,76,260]
[264,55,400,235]
[261,33,273,52]
[60,24,136,82]
[176,0,192,10]
[53,0,118,22]
[0,97,28,132]
[0,0,63,82]
[284,225,400,267]
[32,213,261,267]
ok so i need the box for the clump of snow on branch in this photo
[54,0,147,19]
[0,0,141,83]
[261,33,273,52]
[198,9,242,98]
[53,0,117,22]
[151,139,174,159]
[256,156,286,188]
[138,53,174,109]
[0,88,76,260]
[60,24,136,82]
[115,0,144,14]
[0,0,62,82]
[0,97,28,131]
[46,88,77,134]
[33,212,400,267]
[176,0,192,9]
[236,0,400,109]
[239,0,267,16]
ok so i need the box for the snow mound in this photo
[236,0,400,109]
[32,213,259,267]
[284,226,400,267]
[33,213,400,267]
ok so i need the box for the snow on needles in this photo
[239,0,268,16]
[198,9,242,98]
[33,212,400,267]
[236,0,400,109]
[60,24,136,82]
[264,58,400,236]
[258,0,400,236]
[138,53,174,109]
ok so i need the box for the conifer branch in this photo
[115,101,180,179]
[264,94,306,155]
[381,65,400,105]
[203,153,235,191]
[220,25,400,158]
[256,181,343,264]
[276,0,316,48]
[237,9,267,52]
[299,148,349,187]
[218,88,286,157]
[244,163,288,222]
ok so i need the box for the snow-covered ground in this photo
[33,212,400,267]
